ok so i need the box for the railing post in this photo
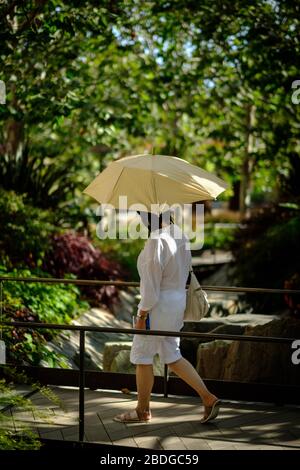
[164,364,168,398]
[79,329,85,442]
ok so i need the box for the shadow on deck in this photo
[4,386,300,451]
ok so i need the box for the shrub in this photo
[230,204,300,313]
[203,224,236,250]
[93,236,145,282]
[1,267,87,323]
[0,266,88,366]
[284,272,300,318]
[0,376,42,449]
[43,232,129,309]
[0,188,56,268]
[0,145,77,210]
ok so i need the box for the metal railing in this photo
[1,275,300,294]
[0,275,299,443]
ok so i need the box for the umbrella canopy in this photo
[83,154,228,211]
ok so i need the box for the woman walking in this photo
[114,211,220,424]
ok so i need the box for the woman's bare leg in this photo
[168,357,218,407]
[136,364,154,415]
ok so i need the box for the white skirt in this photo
[130,289,187,365]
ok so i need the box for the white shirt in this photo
[137,223,192,311]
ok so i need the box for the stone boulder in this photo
[73,350,101,371]
[180,321,222,366]
[110,350,136,374]
[196,340,233,379]
[103,341,165,376]
[210,323,246,336]
[223,317,300,385]
[195,317,300,385]
[183,314,280,334]
[181,323,245,367]
[180,338,203,366]
[182,319,224,333]
[110,288,139,324]
[103,342,132,371]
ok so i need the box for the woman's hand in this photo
[134,309,149,330]
[134,317,146,330]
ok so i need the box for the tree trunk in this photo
[229,180,240,211]
[4,84,24,157]
[239,104,255,217]
[5,118,24,156]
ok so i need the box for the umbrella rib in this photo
[106,166,125,204]
[151,156,158,207]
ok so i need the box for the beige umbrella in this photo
[83,154,228,211]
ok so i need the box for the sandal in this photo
[201,399,221,424]
[113,409,152,423]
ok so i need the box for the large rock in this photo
[73,350,101,371]
[45,307,132,370]
[182,320,224,333]
[180,338,203,366]
[103,341,165,376]
[110,350,136,374]
[110,349,164,376]
[196,340,232,379]
[195,317,300,386]
[182,314,280,334]
[180,321,225,366]
[181,324,246,367]
[223,317,300,385]
[103,342,132,371]
[210,323,246,336]
[111,288,139,324]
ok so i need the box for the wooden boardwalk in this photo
[4,386,300,450]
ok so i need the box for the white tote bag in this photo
[183,264,210,322]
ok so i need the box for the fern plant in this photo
[0,367,65,450]
[0,144,77,209]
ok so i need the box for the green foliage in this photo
[94,236,145,282]
[0,266,88,366]
[1,0,300,210]
[0,144,78,209]
[1,268,87,324]
[231,205,300,312]
[0,188,56,268]
[0,367,64,450]
[0,377,47,450]
[284,272,300,318]
[43,231,128,308]
[0,0,300,327]
[203,225,236,251]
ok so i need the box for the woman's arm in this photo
[137,238,163,311]
[135,238,163,329]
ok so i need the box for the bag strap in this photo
[189,259,193,273]
[189,260,203,288]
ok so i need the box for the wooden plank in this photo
[39,429,64,440]
[112,437,138,447]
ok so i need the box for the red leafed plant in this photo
[284,273,300,318]
[43,232,128,309]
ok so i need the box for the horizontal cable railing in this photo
[1,275,300,294]
[0,320,296,344]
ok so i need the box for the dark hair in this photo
[137,210,174,235]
